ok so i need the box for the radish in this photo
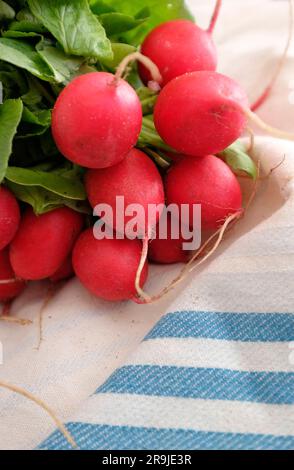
[72,229,149,302]
[139,0,222,86]
[85,148,165,238]
[154,71,250,157]
[0,248,26,302]
[0,186,20,251]
[154,71,294,157]
[52,72,143,169]
[149,214,191,264]
[50,256,74,283]
[10,207,83,281]
[165,155,243,230]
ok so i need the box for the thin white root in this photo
[136,211,243,305]
[36,285,56,351]
[0,279,21,285]
[1,301,32,326]
[163,212,242,296]
[185,212,241,276]
[0,316,32,326]
[135,237,151,303]
[246,127,256,153]
[251,0,293,111]
[244,107,294,141]
[0,381,77,448]
[114,52,163,85]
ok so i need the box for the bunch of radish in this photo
[1,0,293,309]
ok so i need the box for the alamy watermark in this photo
[93,198,202,251]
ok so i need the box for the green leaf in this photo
[28,0,113,60]
[17,106,51,138]
[134,7,150,20]
[21,77,43,106]
[102,0,194,44]
[89,0,116,15]
[0,38,54,81]
[0,98,23,183]
[0,64,27,99]
[0,0,15,21]
[2,30,42,38]
[5,182,90,215]
[37,44,84,83]
[101,42,136,68]
[8,7,48,33]
[99,12,146,36]
[218,141,257,180]
[39,130,59,157]
[7,21,47,33]
[16,7,42,22]
[5,165,87,200]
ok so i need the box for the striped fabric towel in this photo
[37,137,294,450]
[40,310,294,450]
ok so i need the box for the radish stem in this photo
[208,0,223,34]
[135,236,151,303]
[251,0,293,111]
[114,52,163,85]
[244,107,294,141]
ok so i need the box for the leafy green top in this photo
[0,0,255,215]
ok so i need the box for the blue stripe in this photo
[39,423,294,450]
[145,311,294,342]
[97,365,294,405]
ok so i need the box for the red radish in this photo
[52,72,142,169]
[139,1,222,86]
[0,187,20,251]
[0,248,26,302]
[154,71,250,157]
[155,71,294,155]
[10,207,83,281]
[73,229,148,302]
[165,156,243,230]
[149,215,191,264]
[85,148,165,238]
[50,256,74,283]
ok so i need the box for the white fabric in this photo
[0,0,294,450]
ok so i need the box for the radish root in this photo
[114,52,163,85]
[244,107,294,141]
[0,315,33,326]
[0,381,77,448]
[1,300,32,326]
[135,236,151,303]
[0,316,32,326]
[0,278,22,285]
[134,211,242,305]
[134,162,260,305]
[246,127,255,153]
[251,0,293,111]
[208,0,223,34]
[36,284,57,350]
